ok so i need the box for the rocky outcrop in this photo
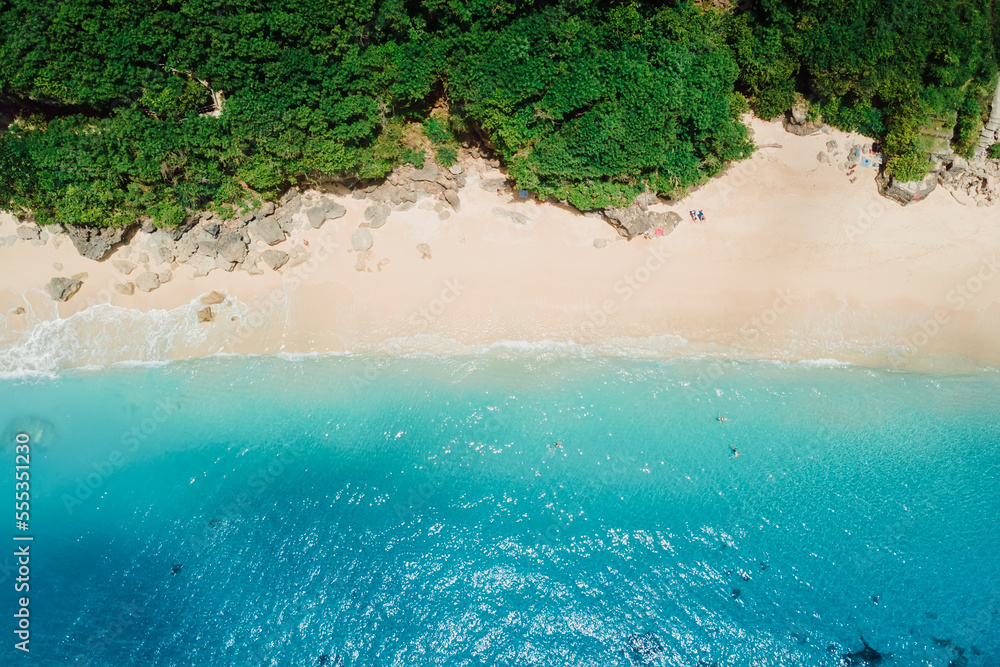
[603,206,681,239]
[939,155,1000,206]
[45,277,83,301]
[975,74,1000,157]
[66,225,129,260]
[877,172,938,206]
[783,102,824,137]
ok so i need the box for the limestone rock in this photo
[351,227,374,252]
[200,291,226,305]
[53,262,63,271]
[114,282,135,296]
[364,202,391,229]
[438,211,450,220]
[817,152,830,164]
[305,201,347,228]
[410,162,439,182]
[196,238,219,257]
[46,277,83,302]
[188,254,217,277]
[113,260,137,275]
[782,102,823,136]
[216,256,237,272]
[877,172,937,206]
[492,207,529,225]
[249,217,285,245]
[603,206,681,239]
[417,243,432,259]
[135,271,161,292]
[257,202,275,218]
[16,225,40,241]
[158,269,173,284]
[449,164,463,175]
[174,235,198,261]
[594,238,608,249]
[217,231,249,263]
[197,307,214,323]
[444,190,461,212]
[66,225,128,260]
[479,177,506,193]
[262,249,289,270]
[146,230,176,264]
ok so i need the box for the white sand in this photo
[2,117,999,374]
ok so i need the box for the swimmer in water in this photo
[730,446,739,458]
[718,414,731,422]
[548,442,561,452]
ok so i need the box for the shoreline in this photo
[2,117,999,376]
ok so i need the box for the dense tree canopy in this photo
[0,0,996,226]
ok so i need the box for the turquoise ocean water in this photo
[0,354,998,665]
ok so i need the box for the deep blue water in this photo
[0,355,998,666]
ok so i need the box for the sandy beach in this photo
[1,116,999,374]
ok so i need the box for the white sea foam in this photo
[0,300,992,377]
[0,298,249,379]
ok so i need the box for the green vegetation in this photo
[0,0,997,227]
[729,0,998,180]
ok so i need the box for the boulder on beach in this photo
[444,190,461,212]
[200,291,226,305]
[135,271,161,292]
[479,177,506,193]
[197,306,214,323]
[877,172,937,206]
[16,225,40,241]
[113,260,137,275]
[417,242,432,259]
[305,201,347,228]
[594,238,608,248]
[114,282,135,295]
[351,227,374,252]
[66,225,128,260]
[45,277,83,302]
[188,254,217,277]
[217,231,249,263]
[364,202,391,229]
[249,217,285,245]
[492,207,529,225]
[261,249,289,270]
[603,206,679,239]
